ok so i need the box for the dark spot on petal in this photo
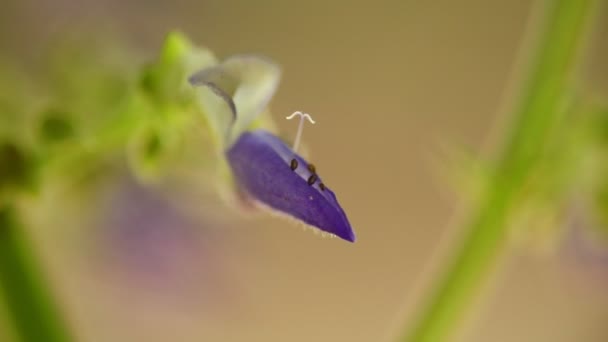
[307,174,318,186]
[319,183,326,191]
[290,158,298,171]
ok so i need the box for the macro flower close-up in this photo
[1,1,608,342]
[187,52,355,241]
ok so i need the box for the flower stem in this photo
[0,205,72,342]
[402,1,596,341]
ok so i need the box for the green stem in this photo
[0,205,72,342]
[402,1,596,341]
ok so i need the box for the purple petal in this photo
[226,130,355,242]
[96,175,228,299]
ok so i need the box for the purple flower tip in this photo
[226,130,355,242]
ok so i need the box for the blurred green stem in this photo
[0,205,72,342]
[402,1,596,341]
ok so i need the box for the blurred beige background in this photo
[1,1,608,341]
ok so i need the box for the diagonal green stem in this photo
[402,1,597,341]
[0,205,72,342]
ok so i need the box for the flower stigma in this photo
[285,111,315,153]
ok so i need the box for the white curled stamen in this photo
[286,111,315,152]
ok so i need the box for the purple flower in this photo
[189,55,355,242]
[87,173,235,311]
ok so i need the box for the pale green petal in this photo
[189,55,281,148]
[224,55,281,139]
[189,66,237,148]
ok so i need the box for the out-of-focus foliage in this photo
[0,32,239,203]
[0,31,262,342]
[444,99,608,252]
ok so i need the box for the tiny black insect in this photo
[307,163,316,174]
[307,174,318,186]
